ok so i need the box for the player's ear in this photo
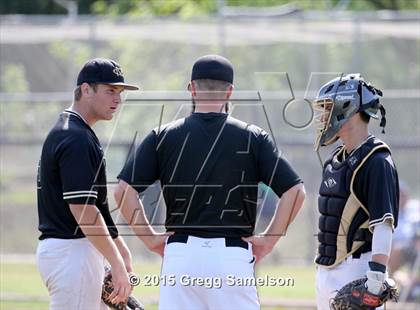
[81,83,91,96]
[225,84,234,100]
[188,81,197,97]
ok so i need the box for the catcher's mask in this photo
[313,73,385,154]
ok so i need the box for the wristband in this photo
[369,261,386,273]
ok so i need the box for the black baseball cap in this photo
[77,58,139,90]
[191,55,234,84]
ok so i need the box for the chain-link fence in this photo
[1,14,419,265]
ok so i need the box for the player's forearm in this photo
[86,233,125,268]
[114,236,133,272]
[264,183,306,241]
[114,236,131,260]
[370,221,393,267]
[371,254,389,266]
[114,181,156,241]
[285,183,306,223]
[69,204,125,268]
[366,222,393,294]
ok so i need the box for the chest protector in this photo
[315,136,390,268]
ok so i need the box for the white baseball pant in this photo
[159,235,260,310]
[316,252,383,310]
[36,238,108,310]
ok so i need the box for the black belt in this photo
[167,234,248,250]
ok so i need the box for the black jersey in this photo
[324,137,399,230]
[37,110,118,240]
[118,112,301,238]
[352,149,399,229]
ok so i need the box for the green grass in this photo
[0,301,49,310]
[1,263,48,296]
[256,265,315,299]
[1,261,316,309]
[0,262,160,309]
[1,189,35,206]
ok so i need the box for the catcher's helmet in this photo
[312,73,385,151]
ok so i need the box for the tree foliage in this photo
[0,0,418,15]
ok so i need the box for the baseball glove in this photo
[102,267,144,310]
[330,277,398,310]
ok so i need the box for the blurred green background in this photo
[0,0,419,308]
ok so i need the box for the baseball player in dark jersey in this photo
[36,58,138,309]
[312,74,399,309]
[114,55,306,309]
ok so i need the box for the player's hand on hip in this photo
[242,235,277,264]
[108,262,131,305]
[144,231,174,257]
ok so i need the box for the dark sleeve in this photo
[118,131,159,193]
[101,209,119,239]
[257,130,302,197]
[356,151,399,231]
[57,133,98,205]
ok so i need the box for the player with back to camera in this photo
[114,54,306,310]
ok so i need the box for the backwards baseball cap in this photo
[77,58,139,90]
[191,55,234,84]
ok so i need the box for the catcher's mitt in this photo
[102,267,144,310]
[330,277,398,310]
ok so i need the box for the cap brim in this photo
[107,82,139,91]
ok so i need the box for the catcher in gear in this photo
[312,74,400,309]
[102,266,145,310]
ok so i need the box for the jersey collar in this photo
[63,109,101,143]
[64,109,90,127]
